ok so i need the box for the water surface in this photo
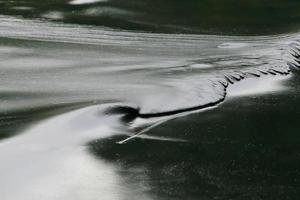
[1,1,300,200]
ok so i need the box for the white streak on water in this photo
[228,75,291,97]
[42,11,64,20]
[69,0,108,5]
[0,106,151,200]
[218,42,252,49]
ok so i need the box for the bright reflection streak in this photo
[69,0,108,5]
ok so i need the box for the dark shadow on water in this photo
[89,72,300,200]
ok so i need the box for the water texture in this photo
[1,1,300,200]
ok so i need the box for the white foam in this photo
[0,105,151,200]
[228,75,290,97]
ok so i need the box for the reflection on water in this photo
[69,0,108,5]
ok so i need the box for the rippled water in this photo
[1,1,300,200]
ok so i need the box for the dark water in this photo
[91,73,300,200]
[2,0,300,35]
[1,1,300,200]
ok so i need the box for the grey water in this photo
[1,1,300,200]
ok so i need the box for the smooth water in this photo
[1,1,300,200]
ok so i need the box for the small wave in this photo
[0,15,300,132]
[0,16,300,121]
